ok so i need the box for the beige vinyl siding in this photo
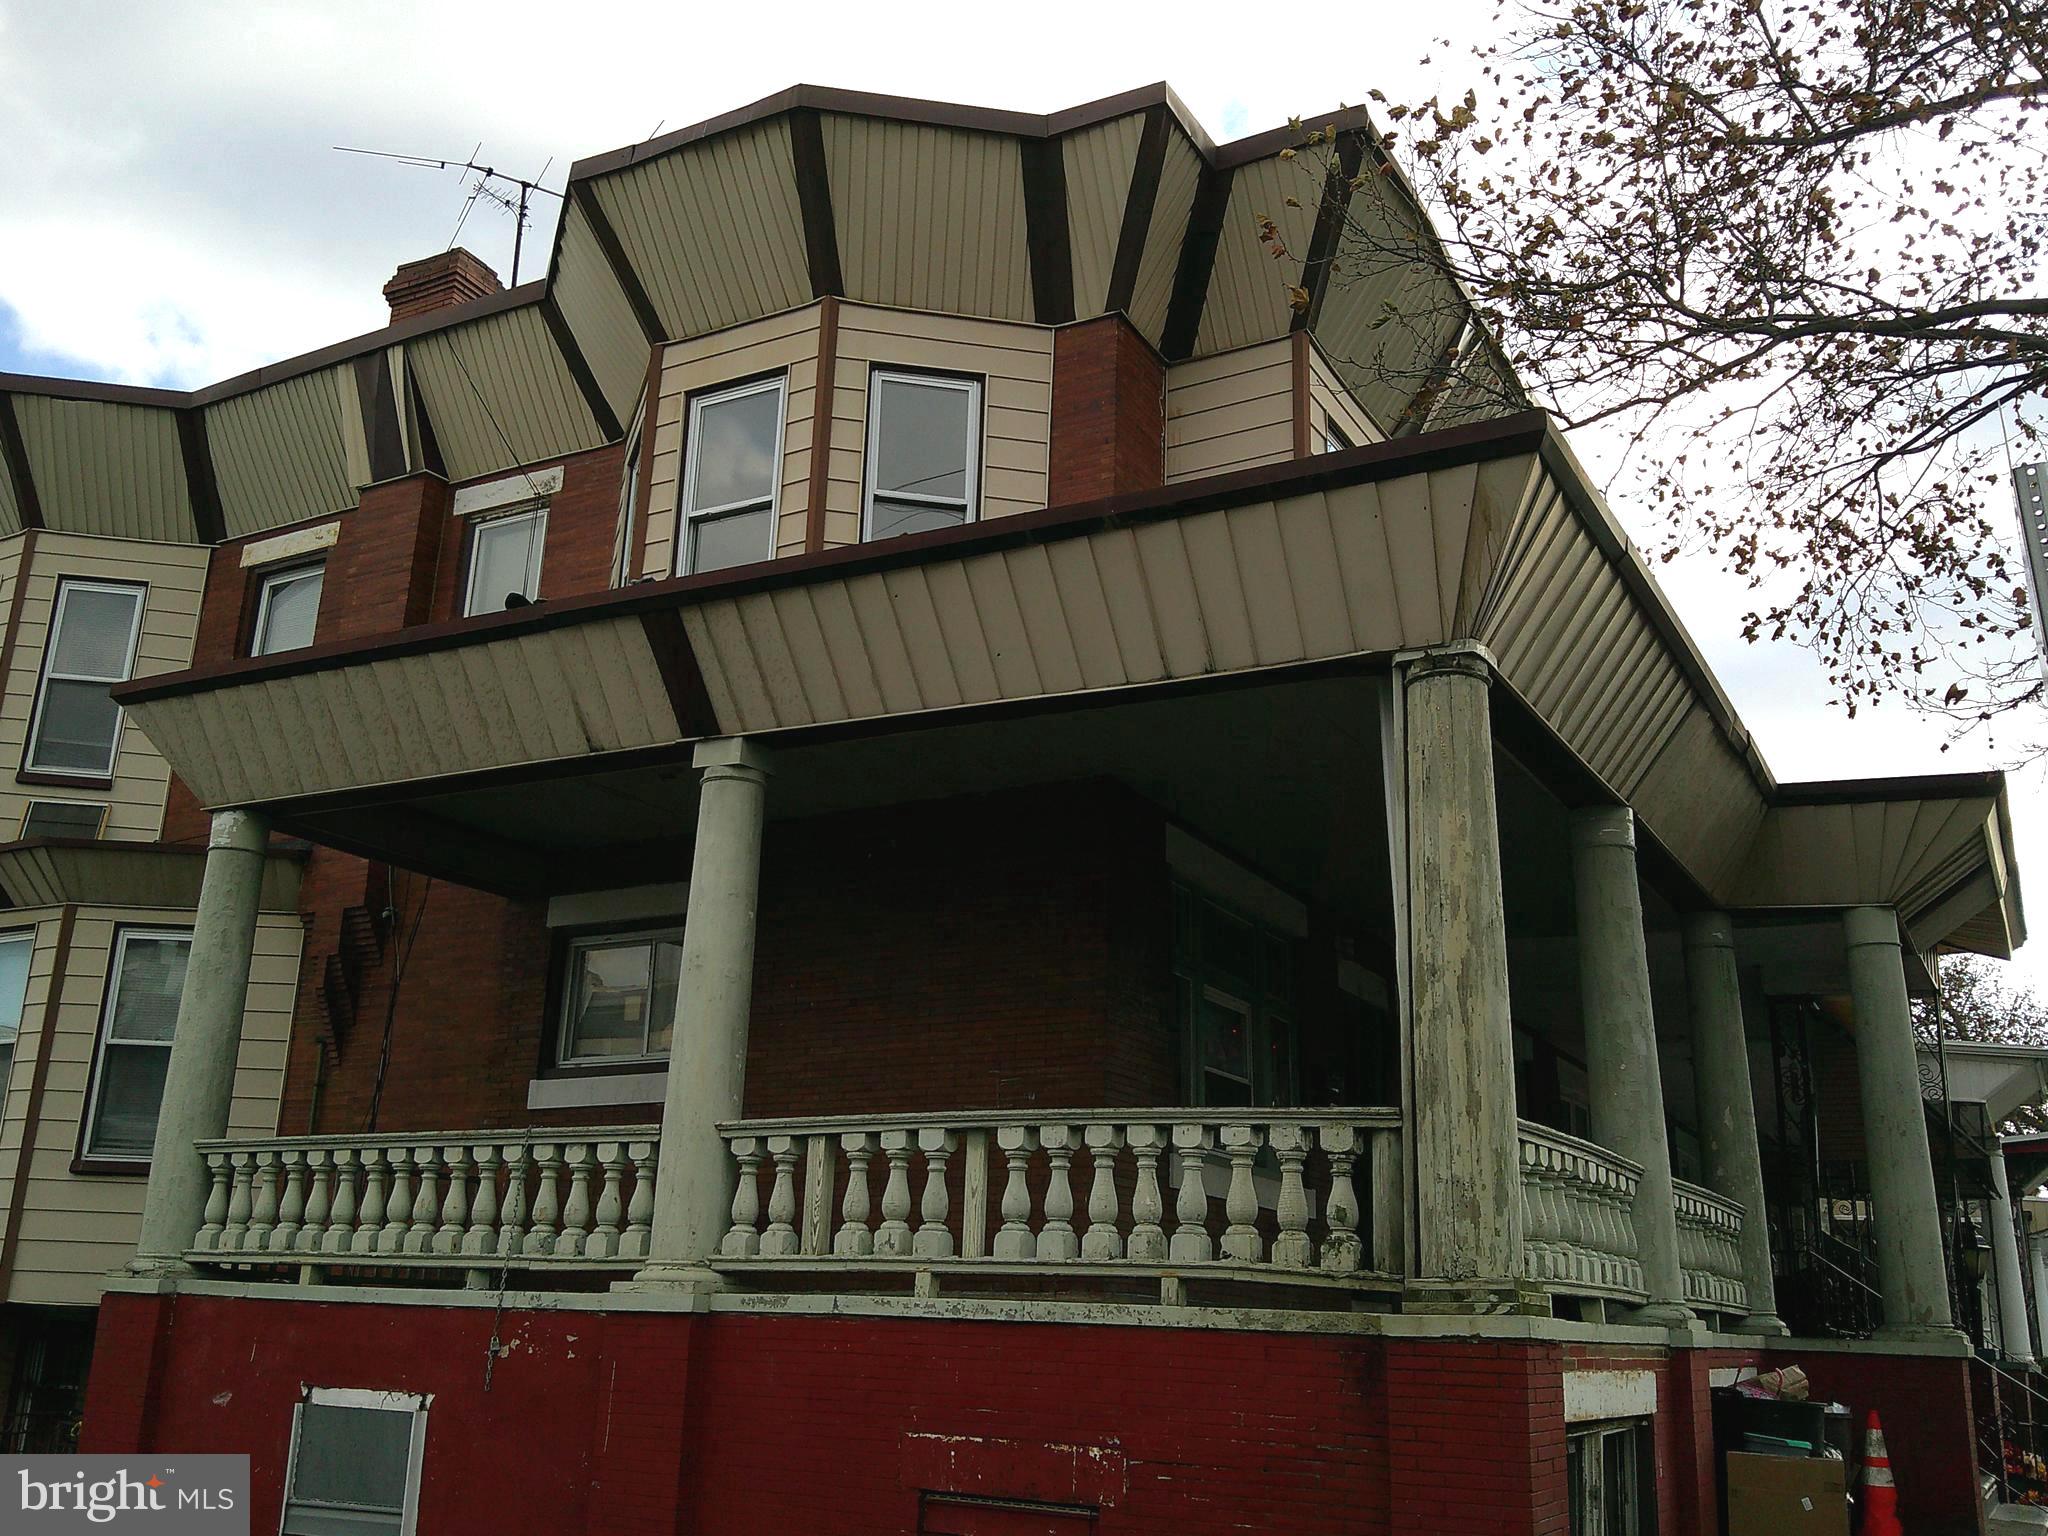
[11,398,195,545]
[1127,134,1204,349]
[1196,157,1318,358]
[828,305,1053,549]
[1165,340,1297,482]
[0,533,209,842]
[1307,342,1384,451]
[0,906,301,1306]
[1062,113,1146,318]
[642,305,824,578]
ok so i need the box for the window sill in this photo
[71,1155,148,1177]
[18,770,114,792]
[526,1070,667,1111]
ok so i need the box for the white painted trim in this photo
[285,1387,430,1536]
[453,465,564,517]
[546,883,689,929]
[1165,825,1309,937]
[306,1385,428,1413]
[527,1070,668,1110]
[1564,1368,1657,1424]
[239,521,340,569]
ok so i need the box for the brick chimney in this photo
[382,248,503,323]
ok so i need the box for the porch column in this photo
[1989,1142,2034,1362]
[2030,1231,2048,1357]
[1683,912,1786,1333]
[1400,646,1521,1299]
[130,809,271,1272]
[1843,905,1955,1335]
[1570,806,1691,1325]
[637,737,772,1287]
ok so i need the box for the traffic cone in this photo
[1861,1409,1903,1536]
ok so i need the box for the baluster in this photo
[619,1141,656,1260]
[722,1136,764,1258]
[1169,1124,1214,1262]
[222,1151,255,1252]
[366,1147,403,1255]
[586,1142,627,1261]
[522,1144,561,1257]
[464,1145,503,1258]
[499,1144,533,1258]
[326,1150,361,1256]
[1126,1125,1168,1263]
[298,1150,331,1254]
[555,1143,596,1258]
[404,1145,441,1255]
[1219,1125,1263,1263]
[1268,1124,1312,1268]
[834,1132,877,1258]
[874,1130,915,1258]
[195,1152,231,1251]
[1519,1146,1555,1282]
[913,1129,957,1260]
[760,1136,801,1258]
[247,1150,281,1250]
[992,1126,1039,1260]
[1035,1124,1079,1262]
[436,1145,472,1255]
[1318,1124,1361,1274]
[1080,1125,1125,1261]
[268,1150,307,1252]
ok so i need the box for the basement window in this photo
[463,503,547,616]
[680,376,785,575]
[251,561,325,655]
[24,580,145,780]
[862,369,982,542]
[556,927,685,1065]
[1567,1418,1652,1536]
[19,800,106,840]
[0,931,32,1102]
[80,928,190,1163]
[282,1387,428,1536]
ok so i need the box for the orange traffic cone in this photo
[1861,1409,1903,1536]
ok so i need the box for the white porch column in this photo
[1989,1142,2034,1362]
[1683,912,1786,1333]
[2029,1230,2048,1357]
[637,737,771,1286]
[1400,646,1521,1301]
[131,808,271,1272]
[1843,905,1955,1336]
[1571,806,1692,1325]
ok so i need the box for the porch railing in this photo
[188,1128,660,1270]
[715,1108,1405,1296]
[1517,1121,1647,1304]
[1672,1177,1749,1315]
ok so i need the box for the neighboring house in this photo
[0,85,2026,1534]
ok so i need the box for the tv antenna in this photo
[334,144,562,284]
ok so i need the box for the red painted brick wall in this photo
[1389,1338,1567,1534]
[1049,316,1164,504]
[426,443,625,623]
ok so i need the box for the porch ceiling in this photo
[114,413,2024,955]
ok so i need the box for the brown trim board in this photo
[1291,333,1312,458]
[1019,136,1075,325]
[1160,163,1233,360]
[540,294,625,441]
[0,396,44,531]
[805,297,841,553]
[788,108,844,300]
[570,181,665,346]
[1106,104,1173,318]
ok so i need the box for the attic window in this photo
[464,504,547,615]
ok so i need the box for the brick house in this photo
[0,85,2032,1533]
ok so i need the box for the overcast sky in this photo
[1,0,2041,986]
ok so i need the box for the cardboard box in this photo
[1725,1451,1849,1536]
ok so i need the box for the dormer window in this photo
[862,370,981,542]
[680,376,785,575]
[251,562,324,655]
[463,503,547,616]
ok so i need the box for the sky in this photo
[1,0,2041,987]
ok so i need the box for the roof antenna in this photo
[334,144,563,285]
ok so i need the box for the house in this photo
[0,84,2027,1534]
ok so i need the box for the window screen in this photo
[282,1396,423,1536]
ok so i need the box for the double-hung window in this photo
[680,376,784,575]
[25,580,145,779]
[463,504,547,616]
[557,927,684,1065]
[251,562,324,655]
[0,932,32,1100]
[81,928,190,1162]
[282,1387,428,1536]
[862,370,981,542]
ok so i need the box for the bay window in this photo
[680,376,785,575]
[25,580,145,779]
[81,928,190,1162]
[862,369,981,541]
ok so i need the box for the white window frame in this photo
[24,579,146,779]
[281,1386,429,1536]
[860,369,983,542]
[18,799,107,840]
[250,561,325,656]
[80,925,192,1165]
[462,503,548,617]
[678,375,786,575]
[611,396,648,588]
[0,929,35,1104]
[555,925,686,1068]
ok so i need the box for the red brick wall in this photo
[1389,1338,1567,1534]
[321,473,451,642]
[1049,316,1165,504]
[426,443,625,623]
